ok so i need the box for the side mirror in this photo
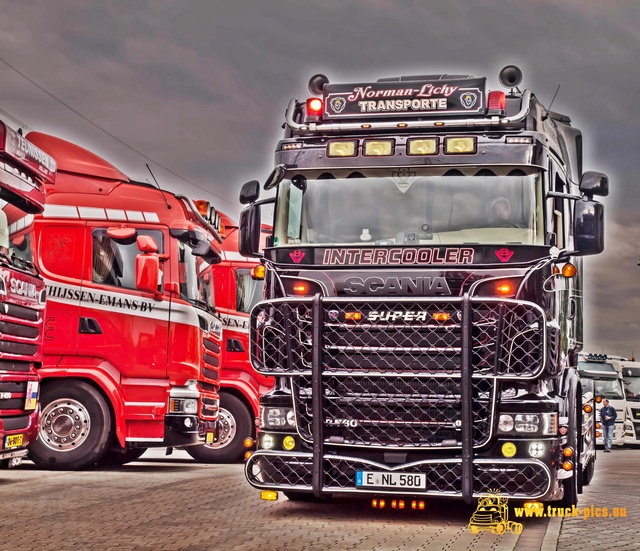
[573,199,604,256]
[238,204,261,257]
[240,180,260,205]
[579,171,609,199]
[136,234,158,253]
[135,254,162,299]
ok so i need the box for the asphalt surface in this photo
[0,447,636,551]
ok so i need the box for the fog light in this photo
[184,417,193,428]
[328,140,357,157]
[502,442,517,458]
[282,436,296,450]
[407,138,438,155]
[260,491,279,501]
[262,434,275,450]
[529,442,545,458]
[444,137,476,154]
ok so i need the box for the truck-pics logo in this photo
[468,489,523,535]
[343,276,451,296]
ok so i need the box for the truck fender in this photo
[38,365,126,448]
[220,373,262,417]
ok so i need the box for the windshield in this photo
[588,377,624,400]
[623,368,640,401]
[236,268,264,313]
[178,241,215,312]
[273,168,544,246]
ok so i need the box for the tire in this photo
[582,458,595,486]
[28,380,113,470]
[185,393,253,463]
[99,446,148,466]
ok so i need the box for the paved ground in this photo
[0,447,636,551]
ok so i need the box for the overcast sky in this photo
[1,0,638,356]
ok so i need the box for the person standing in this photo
[600,399,617,452]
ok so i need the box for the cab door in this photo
[76,224,171,379]
[35,221,86,357]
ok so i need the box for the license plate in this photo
[356,471,426,490]
[5,434,23,449]
[205,432,216,444]
[24,380,39,411]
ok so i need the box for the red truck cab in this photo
[0,119,52,468]
[25,133,223,469]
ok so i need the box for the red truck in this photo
[0,119,53,468]
[24,132,224,469]
[186,209,272,462]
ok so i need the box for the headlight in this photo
[514,414,540,433]
[498,414,514,433]
[169,398,199,414]
[259,406,296,429]
[541,413,558,436]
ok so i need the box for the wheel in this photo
[99,446,148,466]
[185,393,253,463]
[28,380,113,470]
[491,523,506,535]
[582,458,595,486]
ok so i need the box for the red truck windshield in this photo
[273,169,544,247]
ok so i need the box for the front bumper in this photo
[245,451,554,500]
[164,414,201,447]
[0,408,39,460]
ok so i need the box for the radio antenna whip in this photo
[542,84,561,120]
[146,164,172,209]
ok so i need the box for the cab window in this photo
[91,228,163,289]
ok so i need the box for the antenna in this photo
[146,164,172,210]
[542,84,561,120]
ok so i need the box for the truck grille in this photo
[251,297,546,449]
[0,301,42,361]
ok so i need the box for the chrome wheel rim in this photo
[39,398,91,452]
[206,407,236,449]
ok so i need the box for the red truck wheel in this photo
[186,393,252,463]
[28,380,113,470]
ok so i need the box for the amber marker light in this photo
[496,281,514,296]
[194,200,209,215]
[251,264,266,280]
[561,263,577,278]
[595,396,603,403]
[244,438,254,448]
[562,460,573,471]
[244,451,253,460]
[260,491,279,501]
[432,312,450,322]
[292,282,309,294]
[583,404,593,413]
[345,311,363,321]
[596,431,602,437]
[563,446,574,458]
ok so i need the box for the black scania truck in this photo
[239,67,606,506]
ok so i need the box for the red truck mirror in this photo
[135,254,161,300]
